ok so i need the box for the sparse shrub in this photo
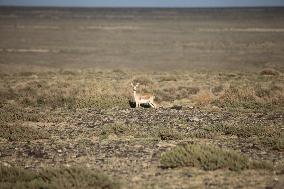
[18,72,34,77]
[112,69,126,75]
[0,104,42,122]
[159,75,178,82]
[60,70,77,75]
[260,68,279,76]
[211,85,224,95]
[76,96,129,109]
[193,90,214,106]
[0,165,120,189]
[160,144,250,171]
[189,129,217,139]
[133,76,153,86]
[0,123,49,141]
[98,124,129,139]
[254,83,284,105]
[155,86,199,102]
[212,124,278,138]
[275,160,284,175]
[177,86,200,95]
[158,128,184,140]
[213,86,260,109]
[250,160,273,170]
[260,134,284,151]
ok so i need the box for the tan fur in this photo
[131,83,156,108]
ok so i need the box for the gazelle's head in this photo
[131,82,139,91]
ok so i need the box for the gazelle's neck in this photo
[133,90,137,98]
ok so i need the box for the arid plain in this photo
[0,7,283,189]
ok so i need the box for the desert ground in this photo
[0,7,283,189]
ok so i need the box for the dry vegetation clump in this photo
[158,127,185,140]
[154,86,199,102]
[160,144,249,171]
[259,68,280,76]
[96,123,187,141]
[211,85,224,95]
[260,134,284,151]
[0,123,50,141]
[210,124,284,151]
[212,124,279,138]
[160,144,272,171]
[275,160,284,175]
[158,75,178,82]
[0,72,130,110]
[193,90,214,106]
[214,86,257,108]
[98,124,131,140]
[213,83,284,109]
[0,165,120,189]
[132,76,154,86]
[254,83,284,105]
[0,104,43,123]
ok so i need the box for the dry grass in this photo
[0,69,283,110]
[213,83,284,109]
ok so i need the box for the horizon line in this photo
[1,5,284,9]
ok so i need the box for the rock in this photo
[170,105,182,110]
[187,117,200,122]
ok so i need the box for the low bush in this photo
[260,134,284,151]
[158,128,185,140]
[212,124,280,139]
[154,86,200,102]
[0,165,120,189]
[259,68,279,76]
[160,144,271,171]
[214,84,284,109]
[0,123,50,141]
[160,144,250,171]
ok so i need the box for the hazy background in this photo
[1,0,284,7]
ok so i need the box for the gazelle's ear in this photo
[131,82,134,87]
[136,83,140,87]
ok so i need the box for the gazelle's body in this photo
[131,83,156,108]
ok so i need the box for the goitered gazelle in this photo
[131,82,156,108]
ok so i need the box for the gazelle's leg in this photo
[150,102,156,108]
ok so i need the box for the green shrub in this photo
[158,128,185,140]
[0,105,42,122]
[0,165,120,189]
[260,134,284,151]
[250,160,273,170]
[160,144,250,171]
[211,124,278,138]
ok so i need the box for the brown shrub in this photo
[133,76,153,86]
[193,90,214,106]
[0,165,120,189]
[260,68,279,76]
[211,85,224,95]
[158,75,178,82]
